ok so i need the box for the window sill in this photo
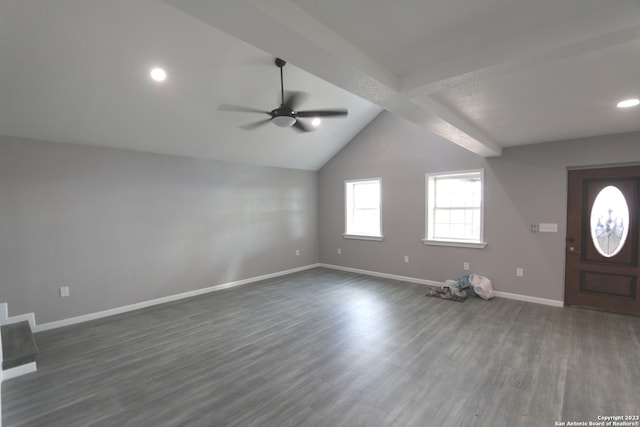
[343,234,384,242]
[422,239,487,249]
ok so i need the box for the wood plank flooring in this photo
[2,268,640,426]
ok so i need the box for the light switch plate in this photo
[539,223,558,233]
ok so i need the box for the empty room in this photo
[1,1,640,426]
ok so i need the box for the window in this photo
[424,169,486,248]
[344,178,383,240]
[590,185,629,257]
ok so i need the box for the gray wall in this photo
[318,111,640,301]
[0,136,318,323]
[2,115,638,324]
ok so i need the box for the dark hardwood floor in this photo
[2,268,640,426]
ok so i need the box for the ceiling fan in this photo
[220,58,348,132]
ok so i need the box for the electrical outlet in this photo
[516,268,524,277]
[404,255,409,264]
[463,262,470,271]
[295,249,300,256]
[60,286,70,297]
[337,248,342,255]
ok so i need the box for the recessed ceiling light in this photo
[311,118,321,127]
[150,67,167,82]
[616,98,639,108]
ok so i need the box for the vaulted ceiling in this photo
[1,0,639,170]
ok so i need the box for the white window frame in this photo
[423,169,486,249]
[343,178,384,241]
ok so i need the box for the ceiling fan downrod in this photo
[275,57,287,107]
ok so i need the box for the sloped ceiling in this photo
[0,0,381,170]
[1,0,639,170]
[163,0,640,157]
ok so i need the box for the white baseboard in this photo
[319,263,564,308]
[2,362,37,381]
[493,291,564,307]
[35,264,322,332]
[14,263,564,334]
[318,263,444,287]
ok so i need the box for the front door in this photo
[565,166,640,315]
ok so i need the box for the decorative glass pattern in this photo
[590,186,629,257]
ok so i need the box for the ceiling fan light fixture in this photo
[150,67,167,82]
[312,118,322,127]
[272,115,296,127]
[616,98,639,108]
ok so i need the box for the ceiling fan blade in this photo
[296,109,348,118]
[238,118,272,130]
[292,120,312,133]
[283,91,309,111]
[219,104,270,115]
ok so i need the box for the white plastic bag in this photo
[443,279,467,298]
[469,274,495,300]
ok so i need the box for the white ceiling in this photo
[1,0,639,170]
[0,0,381,170]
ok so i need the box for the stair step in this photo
[2,321,38,370]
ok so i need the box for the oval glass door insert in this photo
[590,185,629,257]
